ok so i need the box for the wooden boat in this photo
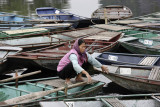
[33,23,72,30]
[92,24,132,31]
[92,24,159,39]
[39,93,160,107]
[122,29,159,39]
[0,24,33,31]
[0,77,105,106]
[7,31,122,71]
[0,12,32,23]
[0,28,49,40]
[0,28,106,51]
[95,65,160,93]
[95,52,160,67]
[129,22,160,30]
[0,44,22,75]
[36,7,104,28]
[91,5,133,20]
[111,19,143,25]
[0,23,72,31]
[119,37,160,54]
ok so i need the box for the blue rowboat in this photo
[36,7,104,28]
[0,12,32,23]
[95,52,160,67]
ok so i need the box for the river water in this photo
[0,0,160,18]
[1,0,160,97]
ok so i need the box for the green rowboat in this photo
[119,37,160,54]
[0,77,105,106]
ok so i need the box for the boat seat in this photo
[152,45,160,49]
[39,14,73,17]
[103,98,126,107]
[37,78,97,88]
[139,57,159,65]
[148,67,160,80]
[0,14,15,17]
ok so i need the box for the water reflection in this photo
[0,0,160,19]
[0,0,70,16]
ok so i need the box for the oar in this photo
[0,70,41,83]
[1,81,87,105]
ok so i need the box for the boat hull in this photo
[103,73,160,93]
[120,42,160,54]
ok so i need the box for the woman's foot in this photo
[65,78,72,85]
[75,73,84,82]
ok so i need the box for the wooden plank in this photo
[2,28,48,35]
[153,67,160,80]
[155,68,160,80]
[61,28,105,38]
[85,32,121,41]
[39,14,72,17]
[139,57,158,65]
[34,23,71,27]
[148,67,160,80]
[29,19,60,22]
[0,14,15,17]
[129,23,160,27]
[148,67,155,80]
[0,71,41,83]
[93,24,132,31]
[41,49,69,54]
[105,98,126,107]
[152,45,160,49]
[37,78,97,88]
[21,52,64,58]
[111,20,143,24]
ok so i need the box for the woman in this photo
[57,38,109,84]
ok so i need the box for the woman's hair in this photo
[78,39,85,46]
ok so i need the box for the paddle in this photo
[0,70,41,83]
[1,81,87,105]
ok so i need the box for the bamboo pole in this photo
[2,81,87,105]
[0,70,41,83]
[104,8,108,24]
[15,71,18,88]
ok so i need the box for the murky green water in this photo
[0,0,160,17]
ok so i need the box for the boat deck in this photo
[61,28,105,38]
[37,78,97,88]
[93,24,132,31]
[103,98,126,107]
[148,67,160,80]
[129,23,160,27]
[111,20,143,24]
[85,32,121,41]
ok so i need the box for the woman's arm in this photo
[69,54,84,74]
[69,54,92,83]
[87,52,109,73]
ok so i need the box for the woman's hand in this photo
[86,73,92,84]
[82,70,92,84]
[101,65,109,74]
